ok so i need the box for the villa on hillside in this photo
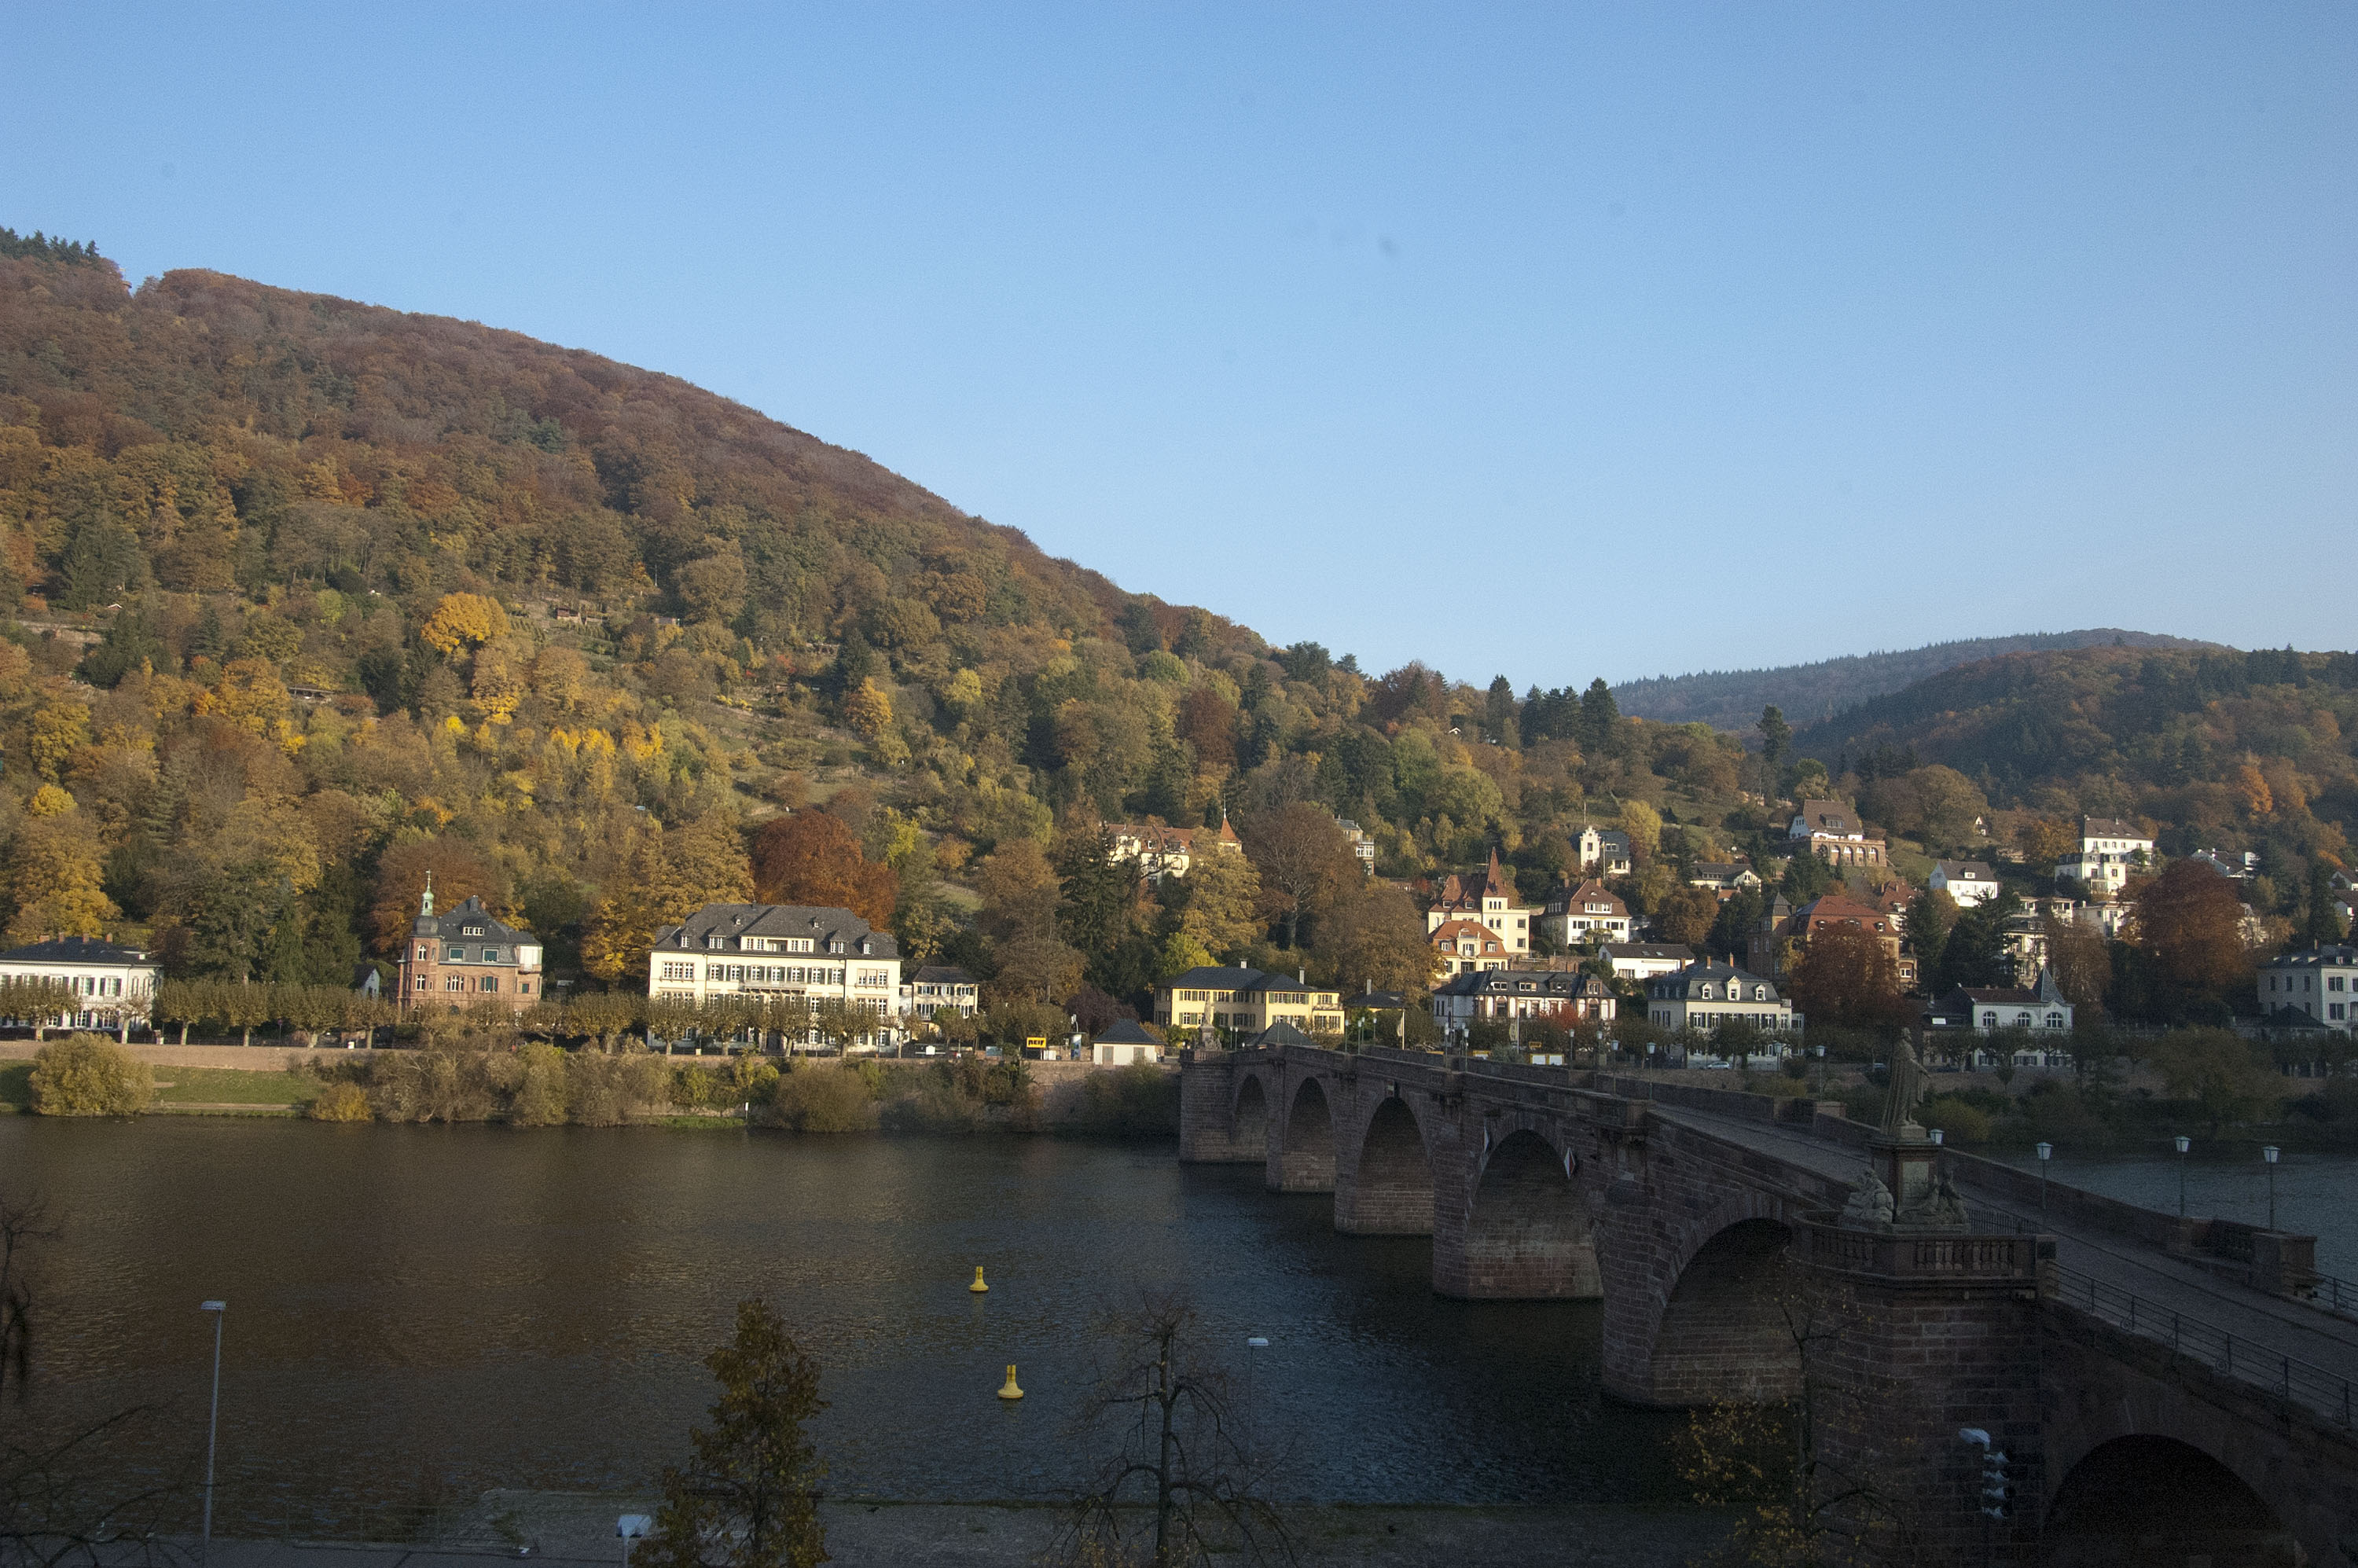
[1423,848,1534,958]
[648,902,902,1051]
[400,889,545,1015]
[1788,799,1887,867]
[0,935,161,1039]
[1152,967,1344,1039]
[1104,818,1242,883]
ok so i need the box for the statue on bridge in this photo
[1838,1033,1971,1232]
[1877,1035,1927,1138]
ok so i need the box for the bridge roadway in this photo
[1651,1102,2358,1416]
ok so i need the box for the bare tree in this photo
[1,1195,185,1568]
[1054,1291,1293,1568]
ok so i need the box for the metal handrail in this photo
[2297,1269,2358,1324]
[2050,1261,2357,1429]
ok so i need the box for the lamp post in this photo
[2036,1142,2052,1212]
[2263,1145,2280,1232]
[200,1300,226,1567]
[2175,1135,2191,1218]
[1244,1336,1269,1434]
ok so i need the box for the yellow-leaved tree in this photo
[6,809,120,943]
[421,592,512,656]
[842,679,893,740]
[582,814,754,982]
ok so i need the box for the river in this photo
[1986,1146,2358,1276]
[1,1118,1691,1535]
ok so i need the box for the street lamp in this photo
[2263,1145,2281,1232]
[617,1514,652,1568]
[1244,1336,1269,1427]
[2035,1142,2052,1212]
[2174,1135,2191,1218]
[200,1300,226,1566]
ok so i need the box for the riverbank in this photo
[193,1491,1729,1568]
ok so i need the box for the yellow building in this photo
[1152,966,1345,1040]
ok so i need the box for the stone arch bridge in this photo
[1182,1041,2358,1566]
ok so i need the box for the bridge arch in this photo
[1337,1093,1434,1235]
[2044,1434,2293,1566]
[1272,1074,1336,1192]
[1438,1125,1598,1298]
[1605,1189,1802,1407]
[1231,1073,1269,1160]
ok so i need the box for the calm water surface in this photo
[2,1118,1689,1531]
[1989,1148,2358,1275]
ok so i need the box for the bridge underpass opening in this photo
[1638,1217,1799,1406]
[1232,1075,1269,1161]
[1441,1129,1598,1299]
[1274,1077,1335,1192]
[2045,1436,2295,1568]
[1339,1096,1433,1235]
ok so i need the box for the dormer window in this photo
[463,925,484,937]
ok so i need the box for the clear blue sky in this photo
[7,4,2352,688]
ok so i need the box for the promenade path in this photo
[1653,1103,2358,1419]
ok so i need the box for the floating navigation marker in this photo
[970,1266,990,1293]
[997,1364,1024,1401]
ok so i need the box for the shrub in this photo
[775,1063,876,1133]
[28,1035,152,1116]
[509,1043,570,1126]
[307,1081,374,1122]
[1067,1063,1180,1138]
[564,1052,670,1126]
[1919,1095,1993,1144]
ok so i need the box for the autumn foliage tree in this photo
[1786,926,1911,1031]
[751,811,896,927]
[2132,860,2251,996]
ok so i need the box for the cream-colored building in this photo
[650,903,902,1051]
[1423,848,1534,957]
[0,936,161,1040]
[1152,966,1344,1039]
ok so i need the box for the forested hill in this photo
[0,248,1199,646]
[1797,643,2358,855]
[1613,630,2215,731]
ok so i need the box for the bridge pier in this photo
[1433,1123,1600,1298]
[1333,1092,1435,1235]
[1176,1049,1262,1162]
[1268,1073,1335,1192]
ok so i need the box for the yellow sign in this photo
[1024,1036,1047,1052]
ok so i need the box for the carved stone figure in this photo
[1879,1036,1927,1137]
[1841,1168,1895,1228]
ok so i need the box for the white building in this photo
[1597,942,1695,982]
[1930,860,2002,908]
[649,903,902,1051]
[1539,878,1633,948]
[1089,1019,1165,1065]
[1574,824,1633,877]
[1926,967,2073,1037]
[2059,817,2153,898]
[1789,799,1886,868]
[2258,946,2358,1033]
[1644,963,1794,1041]
[902,964,979,1020]
[0,936,162,1040]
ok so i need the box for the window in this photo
[413,977,429,991]
[446,946,465,962]
[462,925,484,937]
[520,981,533,996]
[2045,1012,2064,1030]
[446,977,465,991]
[480,976,499,993]
[416,943,432,960]
[483,948,501,963]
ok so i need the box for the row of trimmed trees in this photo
[135,980,902,1055]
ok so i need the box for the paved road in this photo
[1651,1105,2358,1417]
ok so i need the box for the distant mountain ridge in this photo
[1611,630,2221,732]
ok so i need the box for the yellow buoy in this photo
[997,1364,1024,1401]
[969,1266,990,1294]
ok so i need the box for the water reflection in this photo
[3,1118,1688,1529]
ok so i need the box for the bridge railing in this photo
[2049,1260,2358,1430]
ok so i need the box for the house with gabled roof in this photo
[1788,798,1887,867]
[1151,966,1343,1040]
[1539,878,1632,948]
[1423,846,1533,957]
[648,902,901,1050]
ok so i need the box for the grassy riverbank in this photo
[0,1037,1181,1139]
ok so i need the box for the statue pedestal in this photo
[1841,1127,1970,1232]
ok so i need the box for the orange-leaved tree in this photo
[1786,924,1912,1030]
[2132,859,2251,994]
[751,811,896,927]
